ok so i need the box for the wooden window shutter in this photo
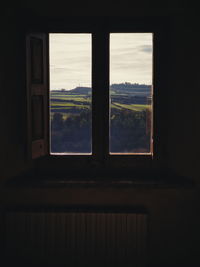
[26,33,49,159]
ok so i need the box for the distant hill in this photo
[67,87,91,95]
[110,82,150,90]
[52,83,151,96]
[110,83,151,95]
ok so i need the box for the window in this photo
[49,33,92,155]
[48,33,153,155]
[109,33,153,154]
[49,34,92,155]
[26,19,159,175]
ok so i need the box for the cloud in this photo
[50,33,152,89]
[139,45,152,53]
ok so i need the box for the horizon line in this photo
[50,83,152,91]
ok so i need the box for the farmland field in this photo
[50,85,152,154]
[50,91,150,114]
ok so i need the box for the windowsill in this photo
[5,168,194,189]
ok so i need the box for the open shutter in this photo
[26,33,49,159]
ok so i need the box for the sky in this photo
[49,33,152,90]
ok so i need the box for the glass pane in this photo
[110,33,153,154]
[49,34,92,154]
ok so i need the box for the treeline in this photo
[51,110,91,153]
[51,82,151,95]
[51,108,151,153]
[110,109,151,153]
[110,82,151,90]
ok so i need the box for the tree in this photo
[51,113,64,131]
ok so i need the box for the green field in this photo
[50,87,151,153]
[50,91,150,117]
[112,102,150,111]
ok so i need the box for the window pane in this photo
[110,33,153,154]
[50,34,92,154]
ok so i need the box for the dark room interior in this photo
[1,1,200,266]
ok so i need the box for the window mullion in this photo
[92,32,109,162]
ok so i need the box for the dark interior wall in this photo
[0,5,29,179]
[1,2,200,267]
[166,9,200,180]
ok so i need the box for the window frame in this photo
[30,17,168,178]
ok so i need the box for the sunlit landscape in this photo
[50,33,153,154]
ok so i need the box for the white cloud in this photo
[50,33,152,90]
[50,34,91,89]
[110,33,153,85]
